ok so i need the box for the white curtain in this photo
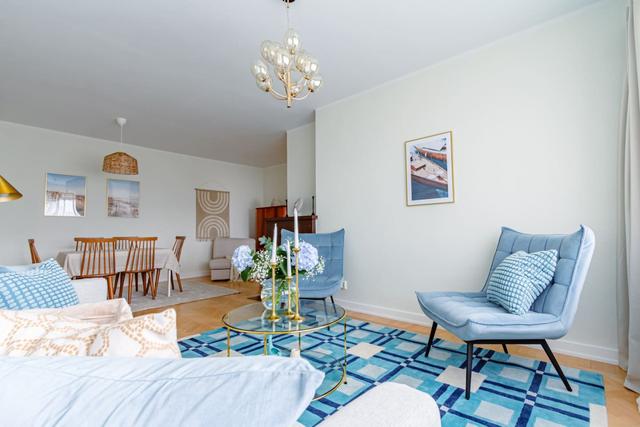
[618,1,640,404]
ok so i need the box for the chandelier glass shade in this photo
[251,0,322,108]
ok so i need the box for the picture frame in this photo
[44,172,87,217]
[107,179,140,218]
[404,131,455,206]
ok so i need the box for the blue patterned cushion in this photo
[486,250,558,315]
[0,259,79,310]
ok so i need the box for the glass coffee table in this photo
[222,299,347,400]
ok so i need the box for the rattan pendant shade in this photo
[103,117,138,175]
[102,152,139,175]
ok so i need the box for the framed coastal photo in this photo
[107,179,140,218]
[44,173,86,217]
[404,131,454,206]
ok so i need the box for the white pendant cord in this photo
[286,0,291,30]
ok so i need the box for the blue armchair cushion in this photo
[0,259,79,310]
[486,250,558,315]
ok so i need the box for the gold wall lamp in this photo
[0,175,22,202]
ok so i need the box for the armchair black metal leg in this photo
[541,340,572,392]
[424,322,438,357]
[465,342,473,399]
[502,344,509,354]
[330,296,337,314]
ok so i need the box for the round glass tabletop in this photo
[223,299,346,334]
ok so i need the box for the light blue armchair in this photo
[416,225,595,399]
[281,229,344,310]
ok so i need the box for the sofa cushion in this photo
[0,356,323,426]
[26,298,132,325]
[0,259,79,310]
[0,307,179,358]
[210,258,231,270]
[486,250,557,315]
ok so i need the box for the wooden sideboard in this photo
[265,215,317,244]
[256,205,287,247]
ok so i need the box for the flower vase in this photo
[260,278,290,311]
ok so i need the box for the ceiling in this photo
[0,0,599,167]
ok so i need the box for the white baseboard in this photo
[334,297,619,365]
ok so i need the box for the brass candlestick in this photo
[291,247,304,322]
[267,262,280,322]
[284,275,294,318]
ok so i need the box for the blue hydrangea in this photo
[231,245,254,271]
[298,241,319,271]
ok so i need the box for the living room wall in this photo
[314,1,625,362]
[0,121,265,277]
[287,123,315,216]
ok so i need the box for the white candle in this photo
[286,240,292,277]
[271,224,278,264]
[293,208,299,249]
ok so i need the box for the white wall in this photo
[287,123,316,215]
[315,1,626,363]
[0,121,265,277]
[262,163,287,206]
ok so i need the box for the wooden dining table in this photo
[56,248,181,278]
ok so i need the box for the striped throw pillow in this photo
[486,250,558,315]
[0,259,79,310]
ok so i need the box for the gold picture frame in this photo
[404,131,455,206]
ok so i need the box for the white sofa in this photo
[317,382,441,426]
[71,278,108,304]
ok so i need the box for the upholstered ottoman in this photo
[317,382,441,427]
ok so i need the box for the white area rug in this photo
[129,279,239,312]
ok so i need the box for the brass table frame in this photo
[222,306,348,400]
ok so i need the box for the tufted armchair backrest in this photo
[281,229,345,282]
[482,225,595,328]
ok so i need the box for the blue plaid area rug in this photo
[179,318,607,427]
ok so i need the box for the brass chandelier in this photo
[251,0,322,108]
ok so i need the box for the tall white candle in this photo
[293,208,299,249]
[271,224,278,264]
[285,240,292,277]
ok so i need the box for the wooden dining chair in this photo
[169,236,186,293]
[74,237,101,251]
[28,239,41,264]
[113,237,137,251]
[118,237,158,304]
[74,238,117,299]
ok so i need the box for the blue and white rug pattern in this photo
[179,318,607,427]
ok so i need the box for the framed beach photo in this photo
[107,179,140,218]
[44,173,87,217]
[404,131,455,206]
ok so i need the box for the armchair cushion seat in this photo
[416,291,564,342]
[209,258,231,270]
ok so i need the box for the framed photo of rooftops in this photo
[404,131,455,206]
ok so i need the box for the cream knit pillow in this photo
[0,308,180,358]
